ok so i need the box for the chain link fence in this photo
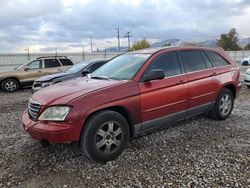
[0,50,249,73]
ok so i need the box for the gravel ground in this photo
[0,69,250,187]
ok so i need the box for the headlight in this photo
[38,106,71,121]
[41,82,51,87]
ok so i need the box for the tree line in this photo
[130,28,250,51]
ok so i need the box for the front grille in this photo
[28,99,41,120]
[33,81,42,88]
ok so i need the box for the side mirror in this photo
[142,69,165,82]
[81,70,91,76]
[24,67,29,71]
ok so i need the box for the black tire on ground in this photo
[80,110,130,163]
[247,85,250,89]
[209,88,234,120]
[1,78,20,92]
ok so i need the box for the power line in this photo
[124,31,132,50]
[115,26,122,52]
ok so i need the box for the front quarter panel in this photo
[68,81,141,136]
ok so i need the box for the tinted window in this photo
[201,51,213,68]
[59,59,73,66]
[180,50,207,72]
[146,52,181,77]
[44,59,61,68]
[27,60,42,70]
[87,61,107,72]
[206,51,229,67]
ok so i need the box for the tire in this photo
[247,85,250,89]
[209,88,234,120]
[80,110,130,162]
[1,78,20,92]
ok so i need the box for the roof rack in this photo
[36,56,68,59]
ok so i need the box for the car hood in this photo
[35,72,73,82]
[32,77,125,105]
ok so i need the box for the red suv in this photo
[23,47,241,162]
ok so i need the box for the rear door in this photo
[43,59,63,75]
[179,50,220,116]
[59,58,74,71]
[139,51,188,131]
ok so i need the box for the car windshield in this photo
[91,54,151,80]
[65,62,89,73]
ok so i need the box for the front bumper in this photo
[244,74,250,86]
[22,110,81,144]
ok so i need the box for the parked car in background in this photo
[23,46,241,162]
[0,56,73,92]
[241,56,250,66]
[32,59,109,92]
[244,68,250,88]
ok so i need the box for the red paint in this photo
[22,47,241,144]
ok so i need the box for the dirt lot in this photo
[0,69,249,187]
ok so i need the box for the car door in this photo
[20,60,44,86]
[58,58,74,71]
[139,51,188,131]
[179,50,220,116]
[43,59,63,75]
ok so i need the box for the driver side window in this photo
[146,52,181,77]
[27,60,42,70]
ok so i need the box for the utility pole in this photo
[24,47,30,61]
[55,47,58,56]
[115,26,122,52]
[90,35,93,53]
[124,31,132,50]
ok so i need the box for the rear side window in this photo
[180,50,207,72]
[146,52,181,77]
[44,59,61,68]
[201,51,213,68]
[59,59,73,66]
[205,51,230,67]
[87,61,107,72]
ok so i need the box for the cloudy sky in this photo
[0,0,250,52]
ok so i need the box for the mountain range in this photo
[101,37,250,52]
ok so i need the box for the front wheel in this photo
[80,110,130,162]
[209,88,234,120]
[1,78,20,92]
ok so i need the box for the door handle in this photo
[176,80,185,85]
[210,72,217,76]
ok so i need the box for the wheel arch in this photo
[0,77,21,87]
[82,106,135,138]
[223,83,236,98]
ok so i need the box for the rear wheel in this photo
[80,110,130,162]
[1,78,20,92]
[209,88,234,120]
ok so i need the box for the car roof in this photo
[128,46,224,55]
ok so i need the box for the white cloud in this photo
[0,0,250,52]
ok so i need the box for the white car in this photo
[242,56,250,66]
[244,68,250,88]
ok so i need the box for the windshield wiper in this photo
[91,75,110,80]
